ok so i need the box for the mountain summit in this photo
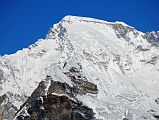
[0,16,159,120]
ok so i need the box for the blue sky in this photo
[0,0,159,55]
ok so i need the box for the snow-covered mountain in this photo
[0,16,159,120]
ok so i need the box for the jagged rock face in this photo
[48,80,73,95]
[111,23,139,40]
[29,81,46,103]
[0,16,159,120]
[0,94,18,120]
[16,75,96,120]
[64,67,98,94]
[43,94,94,120]
[0,70,4,81]
[0,94,7,105]
[144,31,159,45]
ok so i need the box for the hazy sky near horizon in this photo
[0,0,159,55]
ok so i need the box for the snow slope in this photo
[0,16,159,120]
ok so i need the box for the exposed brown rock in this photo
[65,67,98,94]
[0,113,3,120]
[48,80,74,97]
[0,94,7,105]
[43,94,94,120]
[16,74,96,120]
[69,67,79,73]
[77,80,98,94]
[29,81,46,103]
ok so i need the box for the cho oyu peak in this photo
[0,16,159,120]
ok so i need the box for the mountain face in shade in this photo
[0,16,159,120]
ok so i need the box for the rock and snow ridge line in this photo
[62,16,132,28]
[1,15,158,56]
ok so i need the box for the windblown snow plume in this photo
[0,16,159,120]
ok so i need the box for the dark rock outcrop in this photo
[0,94,18,120]
[16,73,96,120]
[64,67,98,94]
[43,94,94,120]
[144,31,159,44]
[48,80,74,97]
[0,94,7,105]
[0,69,4,81]
[112,23,139,40]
